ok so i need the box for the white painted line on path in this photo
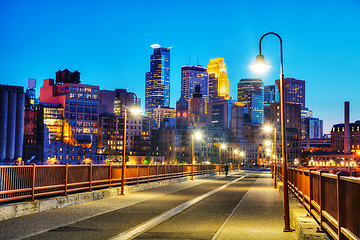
[110,170,258,240]
[211,174,258,240]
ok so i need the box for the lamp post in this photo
[191,130,202,180]
[250,32,290,231]
[240,151,244,169]
[121,92,140,196]
[219,144,226,175]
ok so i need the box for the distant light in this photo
[263,125,273,132]
[249,54,271,73]
[151,44,161,49]
[194,131,202,140]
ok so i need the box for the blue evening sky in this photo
[1,0,359,133]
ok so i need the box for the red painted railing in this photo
[277,166,360,240]
[0,164,230,203]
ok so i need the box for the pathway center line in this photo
[211,172,258,240]
[110,170,259,240]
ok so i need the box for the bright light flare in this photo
[263,125,273,132]
[193,131,203,140]
[221,144,227,149]
[249,54,271,73]
[264,140,272,146]
[130,105,142,115]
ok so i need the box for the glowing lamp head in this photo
[193,131,202,140]
[221,144,227,149]
[130,105,142,115]
[263,125,273,132]
[250,54,271,73]
[240,151,245,157]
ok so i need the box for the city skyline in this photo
[1,0,360,133]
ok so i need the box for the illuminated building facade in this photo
[301,117,323,140]
[264,84,279,104]
[237,78,264,125]
[40,70,99,143]
[207,100,234,129]
[181,65,209,112]
[151,127,234,164]
[275,78,305,107]
[153,107,176,128]
[230,103,245,141]
[145,44,171,117]
[270,102,302,162]
[176,94,188,128]
[301,107,313,118]
[0,84,25,164]
[189,85,207,127]
[207,58,230,102]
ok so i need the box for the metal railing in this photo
[276,166,360,240]
[0,164,233,203]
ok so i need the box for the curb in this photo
[277,180,331,240]
[0,173,215,222]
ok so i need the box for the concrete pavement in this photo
[215,171,297,240]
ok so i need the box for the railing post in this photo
[89,163,93,191]
[65,164,68,196]
[170,164,173,179]
[164,164,166,179]
[148,164,150,183]
[31,163,36,201]
[309,169,313,213]
[337,171,350,240]
[137,163,139,185]
[319,170,328,231]
[156,164,159,182]
[109,163,112,188]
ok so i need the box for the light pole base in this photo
[283,228,293,232]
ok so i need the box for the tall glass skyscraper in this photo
[181,65,209,113]
[237,78,264,125]
[275,78,305,107]
[145,44,171,117]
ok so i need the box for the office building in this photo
[275,78,305,107]
[176,94,188,128]
[230,102,245,141]
[40,69,99,143]
[264,84,279,104]
[181,65,209,113]
[207,100,234,129]
[99,89,137,115]
[301,107,313,118]
[145,44,171,117]
[153,107,176,128]
[0,84,25,164]
[301,117,323,140]
[189,85,207,127]
[207,58,230,102]
[237,78,264,125]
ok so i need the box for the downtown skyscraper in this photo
[145,44,171,117]
[237,78,264,125]
[181,65,209,113]
[207,58,230,102]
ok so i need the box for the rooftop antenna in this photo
[189,55,191,65]
[197,57,199,66]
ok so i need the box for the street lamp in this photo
[264,125,278,188]
[250,32,291,231]
[219,144,226,175]
[239,151,245,169]
[191,130,202,180]
[121,92,140,196]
